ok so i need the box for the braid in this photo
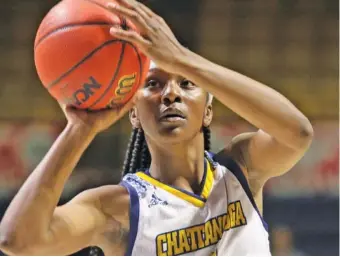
[129,128,144,174]
[121,128,138,177]
[123,126,211,176]
[141,139,151,169]
[203,126,211,151]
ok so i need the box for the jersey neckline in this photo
[135,158,215,208]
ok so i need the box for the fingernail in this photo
[107,3,117,9]
[110,27,118,34]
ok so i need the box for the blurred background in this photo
[0,0,338,255]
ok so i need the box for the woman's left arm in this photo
[177,50,313,186]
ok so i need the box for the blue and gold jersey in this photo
[120,152,270,256]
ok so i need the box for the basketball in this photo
[34,0,150,110]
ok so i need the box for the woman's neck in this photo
[148,135,206,194]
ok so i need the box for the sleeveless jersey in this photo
[120,152,270,256]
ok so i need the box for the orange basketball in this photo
[34,0,150,110]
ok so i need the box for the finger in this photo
[125,1,170,32]
[57,101,69,113]
[136,2,156,18]
[111,0,165,35]
[57,101,65,109]
[106,95,136,120]
[107,3,150,33]
[128,0,155,18]
[110,27,151,47]
[120,95,137,113]
[59,103,80,116]
[114,0,135,9]
[115,0,152,20]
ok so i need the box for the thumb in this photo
[117,94,139,117]
[58,102,76,115]
[104,95,137,120]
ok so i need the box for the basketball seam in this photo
[88,42,126,109]
[46,39,123,89]
[36,0,121,48]
[35,22,116,49]
[124,42,143,103]
[36,0,133,48]
[39,0,145,109]
[82,0,129,33]
[88,41,143,109]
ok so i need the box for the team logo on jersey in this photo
[148,193,168,208]
[156,201,247,256]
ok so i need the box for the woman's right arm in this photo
[0,101,134,255]
[0,123,124,255]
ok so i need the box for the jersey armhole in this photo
[211,151,269,232]
[119,181,140,255]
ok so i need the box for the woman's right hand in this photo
[60,97,136,135]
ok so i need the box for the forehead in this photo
[146,67,179,78]
[145,64,213,103]
[147,61,179,78]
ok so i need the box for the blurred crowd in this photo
[0,0,338,255]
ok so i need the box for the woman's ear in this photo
[203,104,213,127]
[129,107,141,128]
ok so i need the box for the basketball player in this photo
[0,0,313,255]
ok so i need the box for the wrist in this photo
[65,122,98,141]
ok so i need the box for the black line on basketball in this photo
[35,22,116,49]
[46,39,123,89]
[88,42,126,108]
[88,41,144,109]
[127,41,143,87]
[123,42,143,105]
[102,41,144,109]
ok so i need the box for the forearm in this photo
[0,123,96,249]
[178,50,313,148]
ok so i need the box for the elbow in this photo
[300,120,314,139]
[283,117,313,151]
[0,222,20,255]
[0,232,35,256]
[0,234,22,256]
[295,118,314,150]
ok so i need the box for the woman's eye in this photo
[180,79,195,88]
[145,80,160,88]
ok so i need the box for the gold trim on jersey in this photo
[200,160,214,199]
[136,159,214,208]
[136,172,205,207]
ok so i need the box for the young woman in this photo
[0,0,313,255]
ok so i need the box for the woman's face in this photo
[130,68,213,145]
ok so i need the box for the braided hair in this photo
[121,126,211,177]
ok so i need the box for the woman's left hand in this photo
[107,0,188,74]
